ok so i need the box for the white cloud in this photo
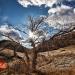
[67,0,74,1]
[17,0,75,38]
[17,0,75,15]
[74,8,75,13]
[48,4,73,15]
[0,24,22,42]
[17,0,57,7]
[18,0,74,8]
[45,14,75,30]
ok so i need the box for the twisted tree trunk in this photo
[30,40,38,72]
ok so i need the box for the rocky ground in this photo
[37,45,75,75]
[0,45,75,75]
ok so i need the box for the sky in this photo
[0,0,75,48]
[0,0,75,25]
[0,0,49,25]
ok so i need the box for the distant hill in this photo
[37,31,75,52]
[0,31,75,74]
[0,31,75,53]
[0,40,28,53]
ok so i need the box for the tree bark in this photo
[30,40,37,72]
[31,48,37,72]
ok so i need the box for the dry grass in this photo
[37,45,75,75]
[1,45,75,75]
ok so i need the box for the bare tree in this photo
[25,16,47,72]
[24,16,75,72]
[0,16,47,73]
[0,15,75,74]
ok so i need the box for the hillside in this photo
[0,40,28,53]
[37,45,75,75]
[0,45,75,75]
[37,31,75,52]
[0,31,75,75]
